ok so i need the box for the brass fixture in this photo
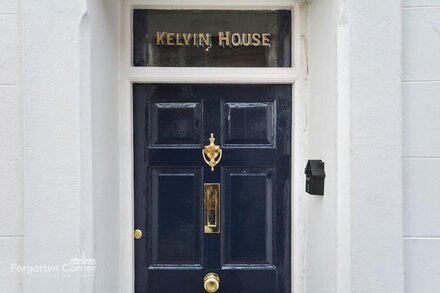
[204,272,220,293]
[134,229,143,240]
[202,133,222,171]
[204,183,220,234]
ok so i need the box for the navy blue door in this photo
[134,84,291,293]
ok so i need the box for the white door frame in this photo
[119,1,309,292]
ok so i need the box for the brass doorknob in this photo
[134,229,143,240]
[204,272,220,293]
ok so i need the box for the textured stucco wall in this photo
[0,0,23,292]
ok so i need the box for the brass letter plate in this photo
[204,183,220,234]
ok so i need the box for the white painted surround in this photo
[2,0,428,292]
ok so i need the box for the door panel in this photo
[223,167,274,266]
[222,101,275,147]
[149,102,202,147]
[150,168,202,266]
[134,84,291,293]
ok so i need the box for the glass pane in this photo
[133,10,292,67]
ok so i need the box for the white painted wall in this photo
[22,0,121,292]
[23,0,86,291]
[306,0,338,292]
[306,0,404,292]
[0,0,24,292]
[88,0,122,292]
[402,1,440,292]
[348,0,404,292]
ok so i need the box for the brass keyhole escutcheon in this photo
[204,272,220,293]
[202,133,222,171]
[134,229,143,240]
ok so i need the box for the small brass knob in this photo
[134,229,143,240]
[204,272,220,293]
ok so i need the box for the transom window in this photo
[133,9,292,67]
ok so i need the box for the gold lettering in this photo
[167,33,175,46]
[252,33,261,46]
[156,32,166,46]
[156,31,269,48]
[199,33,210,47]
[242,33,251,46]
[262,33,270,47]
[231,33,241,47]
[183,33,192,46]
[176,33,183,46]
[218,32,230,47]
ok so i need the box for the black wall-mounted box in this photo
[304,160,326,196]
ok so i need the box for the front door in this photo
[134,84,291,293]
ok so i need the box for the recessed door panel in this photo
[150,102,202,147]
[223,167,274,266]
[134,84,291,293]
[223,102,275,147]
[150,168,202,266]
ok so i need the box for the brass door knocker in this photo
[202,133,222,171]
